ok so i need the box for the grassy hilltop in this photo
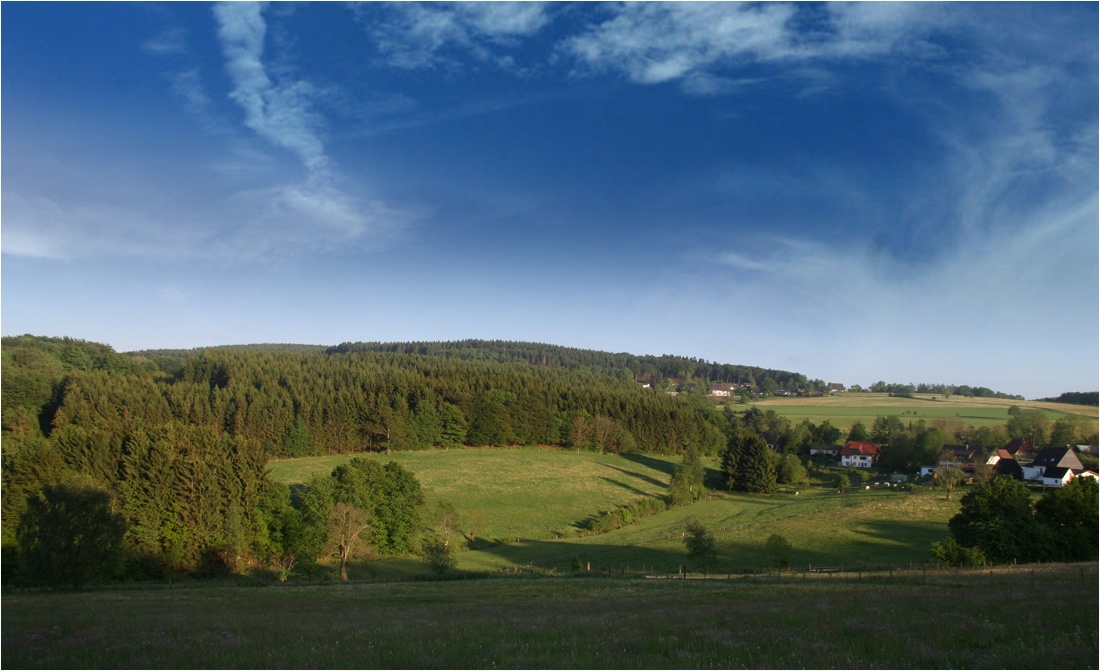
[738,392,1098,433]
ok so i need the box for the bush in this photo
[422,536,457,576]
[776,455,807,486]
[683,518,716,561]
[584,498,667,535]
[765,534,793,569]
[930,538,986,567]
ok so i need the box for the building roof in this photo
[942,444,980,462]
[995,458,1023,480]
[1042,467,1073,481]
[1031,446,1084,471]
[1003,438,1035,456]
[842,441,880,457]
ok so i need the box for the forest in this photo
[2,334,1092,587]
[2,335,739,582]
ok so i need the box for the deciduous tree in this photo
[948,476,1040,563]
[17,483,127,587]
[669,450,705,506]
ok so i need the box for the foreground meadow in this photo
[3,564,1095,669]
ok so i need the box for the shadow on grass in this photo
[620,453,676,476]
[599,462,668,489]
[455,515,953,575]
[595,475,655,498]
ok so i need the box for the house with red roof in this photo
[841,441,880,468]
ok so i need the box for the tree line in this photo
[3,335,1092,585]
[854,380,1023,400]
[1,335,735,584]
[1038,391,1099,407]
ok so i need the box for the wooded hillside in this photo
[1,335,736,576]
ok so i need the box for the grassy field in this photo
[3,564,1096,669]
[269,449,962,578]
[733,393,1098,433]
[269,448,680,541]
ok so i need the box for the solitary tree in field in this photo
[936,463,966,500]
[683,518,716,561]
[421,534,457,576]
[764,533,793,570]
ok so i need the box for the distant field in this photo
[4,564,1096,669]
[734,393,1098,432]
[270,449,962,577]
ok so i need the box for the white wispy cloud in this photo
[562,2,953,92]
[214,2,328,173]
[687,5,1097,395]
[207,2,412,253]
[564,3,797,85]
[142,27,189,56]
[359,2,551,70]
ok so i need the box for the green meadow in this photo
[269,448,960,578]
[3,564,1096,669]
[737,393,1098,433]
[269,448,680,542]
[6,433,1097,669]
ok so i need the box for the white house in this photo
[1026,446,1085,487]
[840,441,880,469]
[1040,467,1075,488]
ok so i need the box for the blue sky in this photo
[2,2,1097,399]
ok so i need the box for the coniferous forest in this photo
[3,335,757,581]
[3,334,1089,586]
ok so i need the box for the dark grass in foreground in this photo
[3,564,1096,669]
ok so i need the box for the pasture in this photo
[738,393,1098,433]
[269,449,961,578]
[269,448,680,541]
[3,564,1096,669]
